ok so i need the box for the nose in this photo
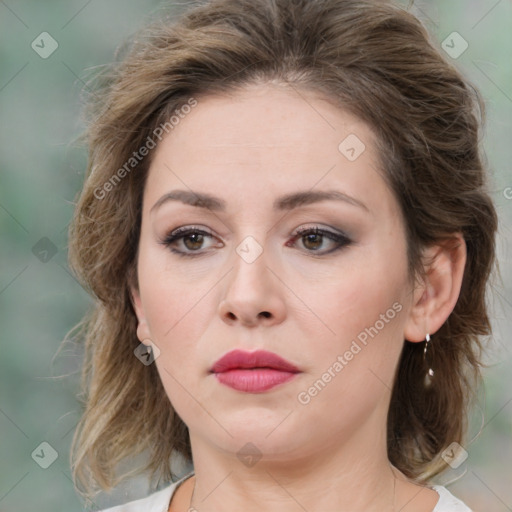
[218,242,286,328]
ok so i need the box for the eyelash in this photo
[160,225,352,258]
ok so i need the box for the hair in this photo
[67,0,498,498]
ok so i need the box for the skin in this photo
[131,83,467,512]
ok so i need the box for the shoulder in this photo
[97,472,194,512]
[431,485,473,512]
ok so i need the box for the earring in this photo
[423,333,434,387]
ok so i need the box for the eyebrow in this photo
[150,189,369,214]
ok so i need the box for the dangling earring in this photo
[423,333,434,387]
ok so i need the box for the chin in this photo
[199,410,310,456]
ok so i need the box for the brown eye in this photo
[302,232,323,251]
[160,227,218,258]
[288,226,352,255]
[182,232,205,251]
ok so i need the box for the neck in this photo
[186,418,399,512]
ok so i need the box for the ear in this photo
[130,285,152,344]
[403,233,466,342]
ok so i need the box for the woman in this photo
[67,0,498,510]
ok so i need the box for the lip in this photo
[211,349,300,373]
[210,349,301,393]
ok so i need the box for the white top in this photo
[98,472,473,511]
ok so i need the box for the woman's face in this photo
[131,83,421,462]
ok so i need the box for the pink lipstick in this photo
[210,349,300,393]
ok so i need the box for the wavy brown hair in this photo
[67,0,498,498]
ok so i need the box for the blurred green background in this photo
[1,0,511,510]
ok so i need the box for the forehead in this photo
[157,83,376,157]
[144,83,397,220]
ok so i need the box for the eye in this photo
[160,225,352,258]
[287,226,352,255]
[160,226,219,258]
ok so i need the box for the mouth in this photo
[210,349,301,393]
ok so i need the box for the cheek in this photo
[295,277,406,432]
[320,251,407,340]
[303,239,408,397]
[137,238,212,336]
[141,276,212,351]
